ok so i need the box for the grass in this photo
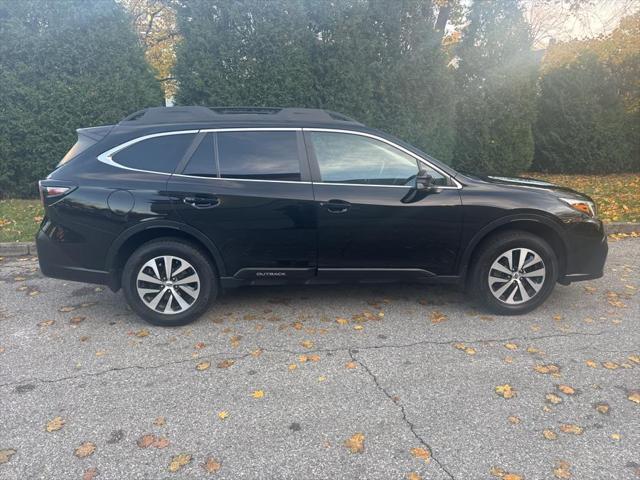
[0,173,639,242]
[0,199,43,242]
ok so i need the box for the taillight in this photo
[39,181,75,206]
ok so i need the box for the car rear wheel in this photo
[122,239,217,326]
[471,231,558,315]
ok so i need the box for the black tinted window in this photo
[113,133,196,173]
[217,131,300,181]
[183,134,216,177]
[310,132,448,186]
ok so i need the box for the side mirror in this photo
[415,169,433,190]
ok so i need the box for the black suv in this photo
[37,107,607,326]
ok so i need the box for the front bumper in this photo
[559,219,608,284]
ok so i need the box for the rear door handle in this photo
[324,199,351,214]
[183,196,220,209]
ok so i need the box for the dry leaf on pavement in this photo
[168,453,192,472]
[74,442,96,458]
[344,433,365,453]
[46,416,65,432]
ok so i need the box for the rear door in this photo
[304,129,462,277]
[167,128,317,281]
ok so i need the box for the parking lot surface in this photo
[0,238,639,479]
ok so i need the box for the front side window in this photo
[217,131,300,181]
[112,133,196,173]
[310,132,448,186]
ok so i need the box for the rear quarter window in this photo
[112,133,196,173]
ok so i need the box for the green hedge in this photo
[0,0,163,197]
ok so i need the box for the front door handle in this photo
[183,196,220,209]
[324,199,351,214]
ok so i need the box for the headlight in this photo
[559,197,597,218]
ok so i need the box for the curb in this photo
[0,242,36,257]
[606,222,640,235]
[0,223,639,258]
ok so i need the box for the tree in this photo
[533,53,636,173]
[0,0,163,197]
[173,0,456,162]
[453,0,538,175]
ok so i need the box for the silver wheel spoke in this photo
[136,255,201,315]
[174,273,198,285]
[138,272,163,285]
[488,247,546,305]
[523,267,545,278]
[147,288,167,310]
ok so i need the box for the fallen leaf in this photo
[202,457,221,473]
[217,359,234,369]
[134,329,149,337]
[196,361,211,371]
[95,350,106,357]
[508,416,521,425]
[594,403,609,414]
[344,433,365,453]
[218,411,229,420]
[292,321,303,330]
[406,473,422,480]
[628,390,640,404]
[194,341,206,350]
[153,437,169,449]
[153,416,166,427]
[610,433,621,440]
[504,343,518,350]
[137,434,155,448]
[0,449,16,464]
[546,393,563,405]
[410,447,431,463]
[559,424,584,435]
[353,325,364,330]
[585,360,598,368]
[39,319,54,327]
[628,354,640,364]
[543,429,557,440]
[70,316,86,325]
[534,363,560,375]
[168,453,192,472]
[336,317,349,325]
[345,361,358,369]
[75,442,96,458]
[430,311,447,323]
[495,384,516,399]
[230,335,242,348]
[250,390,264,399]
[46,416,65,432]
[553,460,572,479]
[603,361,619,370]
[288,363,298,371]
[558,385,575,395]
[250,348,263,357]
[82,467,99,480]
[59,306,75,312]
[301,340,314,349]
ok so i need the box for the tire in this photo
[122,238,217,326]
[470,230,558,315]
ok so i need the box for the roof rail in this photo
[119,106,361,126]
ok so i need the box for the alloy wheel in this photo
[136,255,201,314]
[488,247,546,305]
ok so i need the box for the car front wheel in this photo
[471,231,558,315]
[122,239,217,326]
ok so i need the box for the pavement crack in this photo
[349,349,455,480]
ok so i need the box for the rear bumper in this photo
[559,219,608,284]
[36,229,115,288]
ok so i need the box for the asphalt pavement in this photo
[0,238,638,480]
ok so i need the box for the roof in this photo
[119,106,362,127]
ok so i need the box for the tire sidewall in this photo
[474,234,558,315]
[123,240,217,326]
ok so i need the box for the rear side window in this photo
[183,133,217,177]
[112,133,196,173]
[217,131,300,181]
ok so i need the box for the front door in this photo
[167,129,316,281]
[304,130,462,278]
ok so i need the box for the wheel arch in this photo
[459,214,568,283]
[105,221,226,291]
